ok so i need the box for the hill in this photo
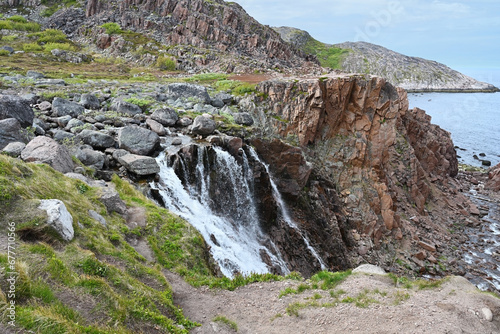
[273,26,499,92]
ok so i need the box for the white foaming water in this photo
[247,148,327,270]
[151,148,289,278]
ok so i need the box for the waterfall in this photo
[151,146,290,278]
[247,148,327,270]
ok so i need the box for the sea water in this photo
[408,68,500,168]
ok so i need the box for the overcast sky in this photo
[232,0,500,70]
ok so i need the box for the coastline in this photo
[406,87,500,93]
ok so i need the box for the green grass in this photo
[301,38,349,69]
[0,19,40,32]
[213,315,238,331]
[124,97,155,112]
[185,73,228,82]
[101,22,122,35]
[310,270,352,290]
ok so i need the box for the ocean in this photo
[407,68,500,168]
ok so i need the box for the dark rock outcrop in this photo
[118,125,160,155]
[52,97,85,117]
[151,107,179,127]
[118,153,160,175]
[0,95,35,128]
[0,118,28,150]
[77,129,116,150]
[192,115,216,135]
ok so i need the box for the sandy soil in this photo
[164,269,500,334]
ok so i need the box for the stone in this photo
[74,147,105,170]
[214,92,233,105]
[1,141,26,157]
[1,46,14,54]
[52,97,84,117]
[52,130,75,143]
[89,209,107,227]
[112,149,129,161]
[38,101,52,111]
[486,163,500,191]
[65,118,84,132]
[80,93,100,110]
[151,107,179,127]
[118,154,160,175]
[0,118,27,150]
[38,199,74,241]
[77,129,116,149]
[233,112,254,126]
[171,138,183,145]
[177,117,193,127]
[469,203,480,216]
[481,307,493,322]
[110,99,142,116]
[21,136,74,173]
[210,98,224,108]
[26,70,45,79]
[418,241,437,253]
[146,118,168,136]
[118,126,160,156]
[414,251,427,261]
[191,115,216,135]
[481,160,491,167]
[99,187,127,215]
[54,115,73,128]
[167,83,211,103]
[35,79,66,86]
[33,118,50,132]
[0,94,35,128]
[352,264,386,275]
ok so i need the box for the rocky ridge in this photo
[273,26,498,92]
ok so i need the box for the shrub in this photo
[23,42,44,52]
[0,50,10,56]
[156,56,176,71]
[8,15,27,23]
[101,22,122,35]
[124,97,155,112]
[44,42,77,52]
[33,29,68,44]
[0,19,40,32]
[2,34,18,42]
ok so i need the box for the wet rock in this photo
[118,125,160,155]
[118,154,160,175]
[0,94,35,128]
[52,97,84,117]
[146,118,168,136]
[171,138,183,145]
[38,199,74,241]
[192,115,216,135]
[21,136,74,173]
[481,160,491,167]
[151,107,179,127]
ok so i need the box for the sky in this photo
[232,0,500,70]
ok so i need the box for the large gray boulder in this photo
[0,118,28,150]
[0,94,35,128]
[233,112,254,126]
[21,136,74,173]
[150,107,179,127]
[52,129,75,143]
[118,154,160,175]
[52,97,84,117]
[38,199,74,241]
[118,125,160,156]
[146,118,168,136]
[110,100,142,116]
[74,147,105,170]
[77,129,116,150]
[1,142,26,157]
[99,187,127,215]
[80,93,100,110]
[167,83,211,103]
[192,115,216,135]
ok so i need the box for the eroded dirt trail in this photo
[163,270,500,334]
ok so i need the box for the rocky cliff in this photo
[274,26,498,92]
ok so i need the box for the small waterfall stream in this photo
[151,146,290,277]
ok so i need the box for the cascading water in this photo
[247,148,327,270]
[151,146,290,278]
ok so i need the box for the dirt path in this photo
[164,268,500,333]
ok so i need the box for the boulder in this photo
[38,199,74,241]
[52,130,75,143]
[74,147,105,170]
[233,112,254,126]
[21,136,74,173]
[80,93,100,110]
[0,118,27,150]
[167,83,211,103]
[77,129,116,149]
[99,187,127,215]
[146,118,168,136]
[352,264,386,275]
[1,46,14,54]
[0,94,35,128]
[191,115,216,135]
[37,101,52,111]
[52,97,84,117]
[35,79,66,86]
[177,117,193,127]
[486,163,500,191]
[118,154,160,175]
[26,70,45,79]
[1,142,26,157]
[118,126,160,156]
[65,118,84,132]
[150,107,179,126]
[214,92,233,105]
[54,115,73,128]
[110,100,142,115]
